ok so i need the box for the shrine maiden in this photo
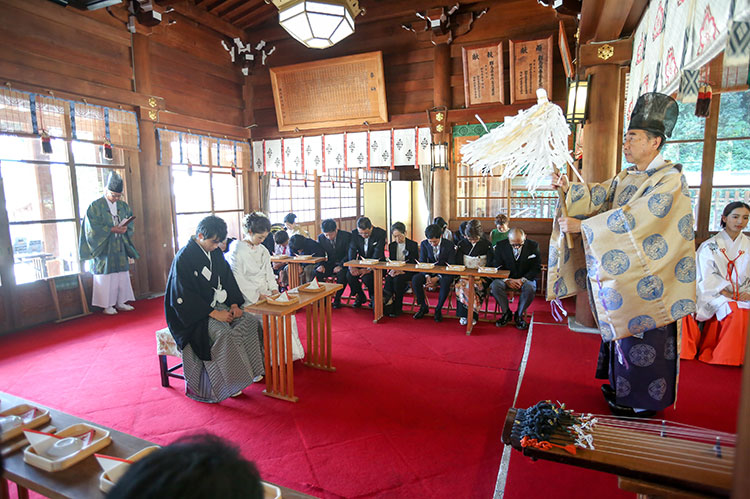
[682,202,750,365]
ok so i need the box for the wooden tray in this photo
[266,294,300,306]
[478,266,498,274]
[415,263,436,270]
[293,254,313,260]
[1,404,51,443]
[447,264,466,271]
[298,282,326,293]
[262,481,282,499]
[24,423,112,472]
[386,260,406,267]
[359,258,379,265]
[98,445,160,493]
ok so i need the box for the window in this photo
[711,90,750,231]
[268,172,315,224]
[0,137,127,284]
[320,170,358,221]
[358,169,388,217]
[660,100,705,226]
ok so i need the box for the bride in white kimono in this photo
[230,213,305,361]
[682,201,750,365]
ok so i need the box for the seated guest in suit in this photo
[455,219,494,326]
[283,213,310,238]
[347,216,387,308]
[433,216,454,242]
[490,213,510,245]
[454,220,468,245]
[288,234,325,283]
[384,222,419,317]
[164,216,265,403]
[412,223,456,322]
[316,219,353,309]
[491,228,541,330]
[272,230,290,289]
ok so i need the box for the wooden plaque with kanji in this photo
[269,51,388,132]
[462,42,505,106]
[509,35,553,103]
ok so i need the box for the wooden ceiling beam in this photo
[237,7,277,30]
[231,3,274,28]
[156,0,244,38]
[210,0,247,16]
[225,0,269,23]
[579,0,647,43]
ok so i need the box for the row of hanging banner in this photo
[0,88,140,149]
[625,0,750,127]
[250,128,433,174]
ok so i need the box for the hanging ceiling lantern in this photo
[273,0,361,49]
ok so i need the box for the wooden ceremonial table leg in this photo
[288,262,300,288]
[304,295,336,372]
[16,484,28,499]
[373,267,384,323]
[466,275,475,336]
[263,314,298,402]
[284,314,297,401]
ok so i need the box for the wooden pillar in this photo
[575,63,623,327]
[243,76,260,212]
[432,43,451,222]
[696,93,720,242]
[314,174,321,232]
[133,33,174,294]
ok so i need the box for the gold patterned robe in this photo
[547,157,697,341]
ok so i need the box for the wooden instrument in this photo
[502,403,734,498]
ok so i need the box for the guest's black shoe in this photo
[495,310,513,327]
[332,299,342,309]
[433,309,442,322]
[353,295,366,308]
[413,306,428,319]
[515,313,529,330]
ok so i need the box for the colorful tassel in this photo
[41,130,52,154]
[695,85,712,118]
[103,139,113,160]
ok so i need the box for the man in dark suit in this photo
[347,216,387,308]
[412,223,456,322]
[316,219,353,308]
[384,221,419,317]
[491,228,541,329]
[289,234,326,284]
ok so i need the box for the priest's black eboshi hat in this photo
[628,92,679,138]
[107,171,124,193]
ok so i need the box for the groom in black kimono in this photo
[165,216,265,403]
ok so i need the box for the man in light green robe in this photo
[548,93,696,417]
[79,172,139,315]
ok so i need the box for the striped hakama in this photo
[181,311,265,403]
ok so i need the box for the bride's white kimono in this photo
[229,240,305,361]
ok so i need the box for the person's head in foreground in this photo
[107,434,263,499]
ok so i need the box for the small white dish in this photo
[44,437,83,459]
[0,415,22,432]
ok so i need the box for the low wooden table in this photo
[245,282,342,403]
[0,391,313,499]
[343,260,510,335]
[269,255,327,289]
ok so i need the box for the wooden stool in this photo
[156,327,184,387]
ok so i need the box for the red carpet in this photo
[503,322,742,499]
[1,297,741,498]
[0,297,526,498]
